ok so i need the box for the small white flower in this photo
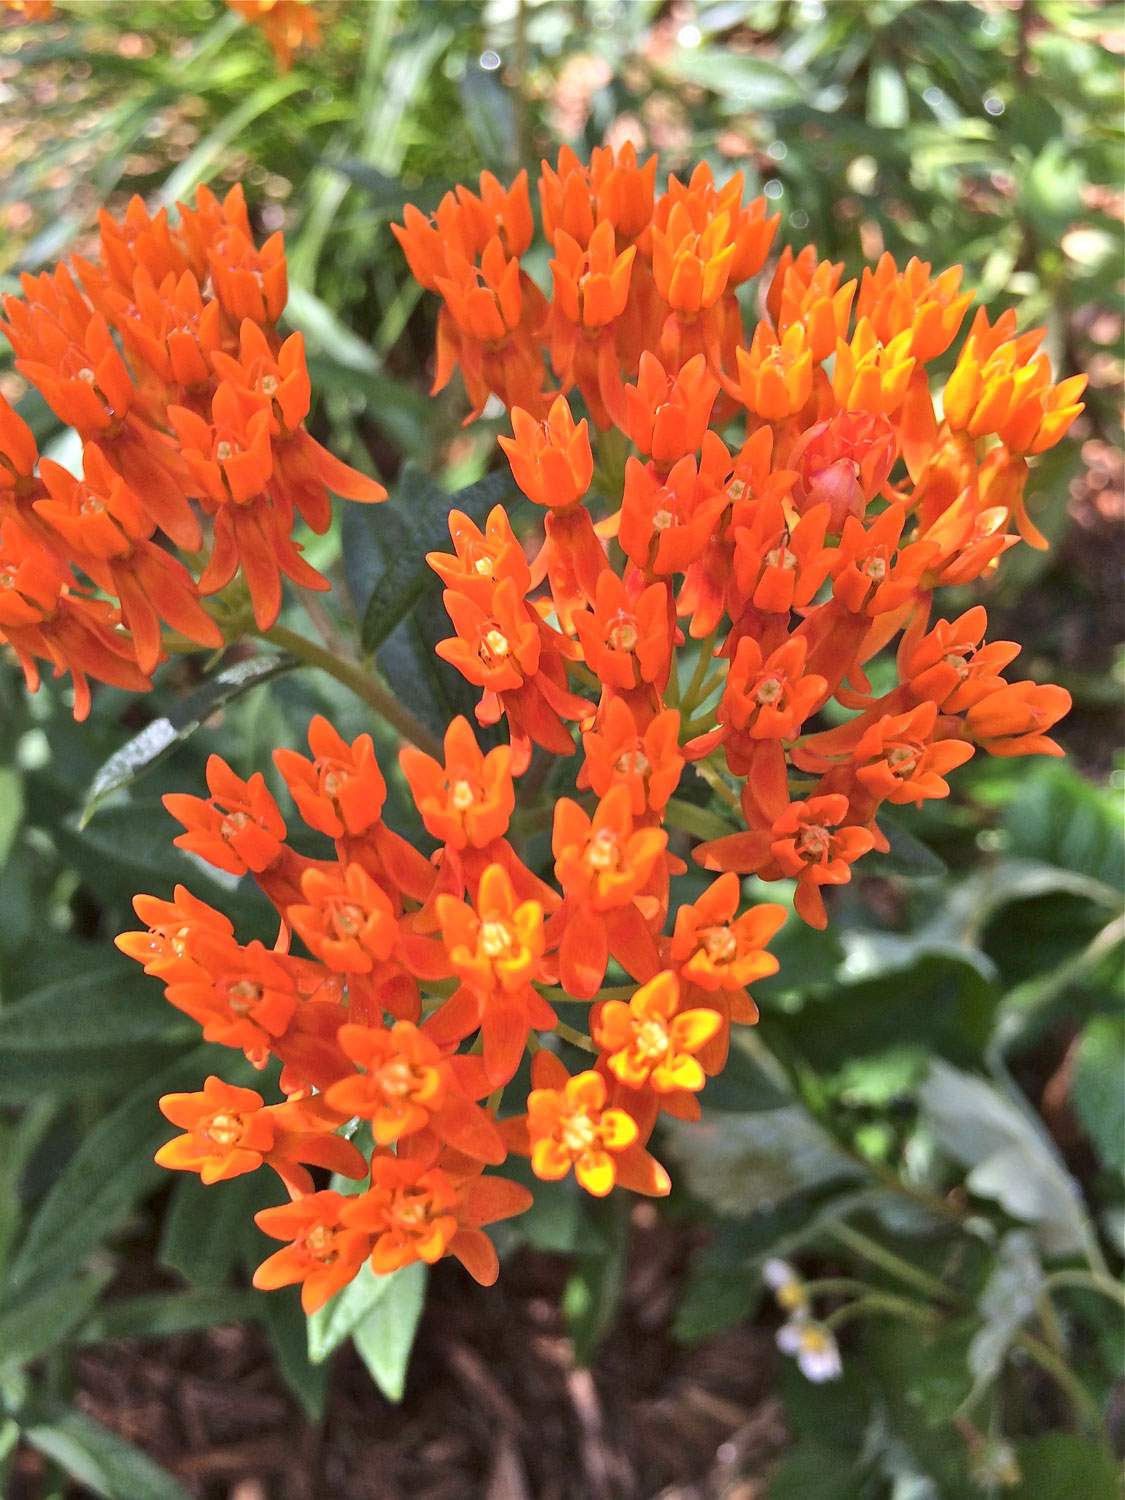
[776,1318,843,1383]
[762,1257,808,1313]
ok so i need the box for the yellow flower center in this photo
[378,1058,416,1101]
[615,746,650,777]
[652,508,674,531]
[702,925,738,964]
[450,779,476,812]
[586,827,621,872]
[633,1018,670,1062]
[482,628,510,664]
[755,675,783,705]
[204,1111,243,1148]
[260,374,278,396]
[560,1110,599,1156]
[479,919,515,959]
[334,904,366,937]
[609,617,638,652]
[304,1224,338,1261]
[227,979,263,1016]
[216,440,234,462]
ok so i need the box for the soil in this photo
[9,1210,787,1500]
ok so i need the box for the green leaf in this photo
[967,1230,1043,1397]
[260,1285,328,1422]
[361,467,518,655]
[663,1105,865,1219]
[863,810,948,878]
[1071,1014,1125,1174]
[0,961,192,1100]
[8,1046,219,1295]
[307,1261,417,1365]
[22,1406,192,1500]
[563,1194,630,1366]
[1012,1434,1121,1500]
[0,765,23,865]
[0,1271,111,1370]
[77,1289,260,1344]
[917,1062,1089,1258]
[867,63,910,128]
[352,1259,427,1403]
[79,654,299,827]
[158,1171,276,1288]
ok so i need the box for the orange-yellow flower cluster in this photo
[120,149,1080,1314]
[398,148,1078,927]
[122,713,785,1309]
[0,185,385,717]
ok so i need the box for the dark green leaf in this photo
[159,1171,277,1288]
[361,468,517,655]
[78,1289,260,1344]
[863,810,948,878]
[1071,1014,1125,1174]
[8,1046,219,1294]
[79,654,299,827]
[1012,1434,1121,1500]
[23,1407,191,1500]
[0,1271,111,1369]
[260,1285,329,1422]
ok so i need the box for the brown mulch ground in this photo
[10,1209,786,1500]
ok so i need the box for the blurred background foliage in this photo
[0,3,1121,1499]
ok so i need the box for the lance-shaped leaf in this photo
[79,653,298,827]
[361,467,518,656]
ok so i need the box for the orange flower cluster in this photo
[225,0,322,70]
[397,148,1078,927]
[122,149,1081,1312]
[0,185,385,717]
[122,711,785,1309]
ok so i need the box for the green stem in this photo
[1043,1269,1125,1309]
[829,1221,961,1304]
[537,983,632,1006]
[257,624,442,757]
[555,1021,599,1054]
[801,1277,892,1300]
[824,1291,941,1331]
[1015,1331,1100,1431]
[679,631,717,717]
[694,757,742,815]
[664,796,740,843]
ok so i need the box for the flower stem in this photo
[824,1291,941,1331]
[829,1221,960,1304]
[554,1021,599,1053]
[679,631,717,716]
[257,623,442,757]
[1044,1269,1125,1308]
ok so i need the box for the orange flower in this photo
[718,635,827,755]
[964,681,1071,758]
[580,698,684,816]
[831,320,915,415]
[773,256,856,362]
[116,885,235,982]
[618,452,728,577]
[339,1152,532,1285]
[400,714,514,850]
[848,702,975,808]
[669,873,784,996]
[551,782,667,998]
[623,352,719,467]
[35,445,222,674]
[593,971,720,1093]
[903,606,1020,714]
[734,321,815,422]
[855,253,974,361]
[497,396,593,511]
[326,1021,506,1163]
[654,165,778,287]
[502,1049,670,1197]
[226,0,322,71]
[164,754,286,876]
[162,932,300,1058]
[253,1191,371,1313]
[0,516,152,718]
[156,1076,366,1191]
[393,170,533,290]
[696,793,875,930]
[274,714,388,839]
[549,219,637,329]
[539,142,657,248]
[431,863,554,1086]
[286,862,398,973]
[572,569,673,694]
[829,505,936,617]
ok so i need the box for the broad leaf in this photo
[967,1230,1043,1396]
[1071,1014,1125,1174]
[307,1261,417,1365]
[352,1259,427,1402]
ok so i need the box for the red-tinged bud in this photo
[788,410,897,533]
